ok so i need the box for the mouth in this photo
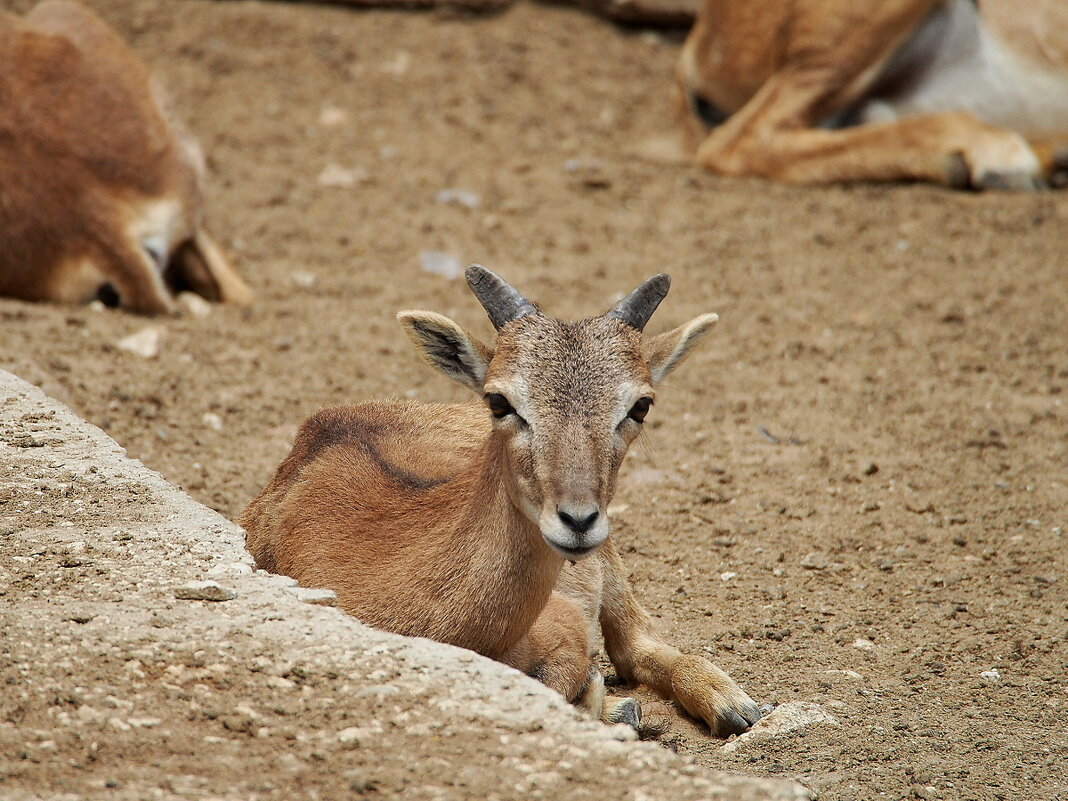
[545,541,598,561]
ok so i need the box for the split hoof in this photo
[606,697,642,730]
[714,697,764,737]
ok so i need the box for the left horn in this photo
[607,274,671,331]
[465,264,537,330]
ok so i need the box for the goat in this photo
[677,0,1068,188]
[240,265,762,736]
[0,1,251,313]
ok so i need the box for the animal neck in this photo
[431,433,562,659]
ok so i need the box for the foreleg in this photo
[598,540,761,737]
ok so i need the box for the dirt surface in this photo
[1,0,1066,799]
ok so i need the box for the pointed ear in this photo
[644,313,718,384]
[397,311,492,391]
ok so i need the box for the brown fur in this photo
[677,0,1068,188]
[240,269,762,736]
[0,1,251,313]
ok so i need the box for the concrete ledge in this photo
[0,370,809,800]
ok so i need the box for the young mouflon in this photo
[240,265,761,735]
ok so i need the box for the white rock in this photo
[435,188,481,209]
[721,702,839,753]
[318,106,348,128]
[117,327,162,359]
[720,572,737,581]
[337,726,369,745]
[419,251,463,280]
[317,163,369,188]
[800,552,829,570]
[291,271,318,289]
[206,562,254,578]
[821,669,864,681]
[852,638,876,651]
[173,580,237,602]
[980,668,1001,683]
[127,717,161,728]
[202,412,224,432]
[176,292,211,318]
[285,587,337,607]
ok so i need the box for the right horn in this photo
[466,264,537,330]
[607,274,671,332]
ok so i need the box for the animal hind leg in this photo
[598,540,761,737]
[697,71,1042,189]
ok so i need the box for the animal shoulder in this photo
[295,400,489,490]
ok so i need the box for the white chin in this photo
[540,523,609,560]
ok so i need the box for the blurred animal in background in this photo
[0,1,251,314]
[677,0,1068,189]
[241,265,763,737]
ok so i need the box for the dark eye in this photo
[628,397,653,423]
[485,393,516,419]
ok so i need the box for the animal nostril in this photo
[558,507,599,534]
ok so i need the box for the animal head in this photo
[398,265,717,560]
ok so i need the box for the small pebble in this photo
[174,580,237,602]
[64,609,96,624]
[318,106,348,127]
[285,587,337,606]
[979,668,1001,683]
[291,271,318,289]
[206,562,254,578]
[117,327,161,359]
[337,726,369,745]
[435,188,481,209]
[852,638,876,651]
[800,552,829,570]
[317,163,369,188]
[176,292,211,318]
[419,251,463,280]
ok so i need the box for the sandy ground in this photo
[1,0,1066,798]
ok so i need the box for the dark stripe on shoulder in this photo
[300,408,449,492]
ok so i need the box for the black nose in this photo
[558,506,599,534]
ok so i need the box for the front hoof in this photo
[606,697,642,730]
[713,697,763,737]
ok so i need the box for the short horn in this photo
[608,274,671,331]
[465,264,537,330]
